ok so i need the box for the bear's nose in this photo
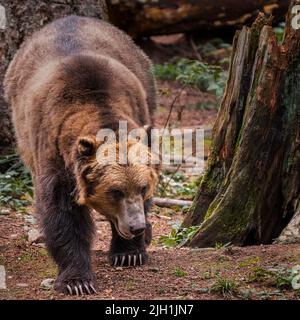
[130,226,146,236]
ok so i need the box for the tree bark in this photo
[0,0,108,157]
[182,1,300,247]
[107,0,289,37]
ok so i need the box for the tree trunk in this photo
[0,0,108,157]
[182,1,300,247]
[277,210,300,244]
[107,0,289,37]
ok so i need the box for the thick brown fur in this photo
[4,16,157,295]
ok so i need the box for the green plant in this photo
[248,267,272,283]
[210,277,238,297]
[157,288,166,294]
[159,221,200,247]
[0,154,33,211]
[153,58,227,98]
[158,171,200,200]
[172,267,187,277]
[238,257,260,268]
[196,38,232,61]
[214,242,231,250]
[274,22,285,44]
[248,266,300,291]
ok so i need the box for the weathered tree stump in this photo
[183,1,300,247]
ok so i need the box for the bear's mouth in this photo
[113,220,134,240]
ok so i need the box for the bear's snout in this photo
[130,224,146,236]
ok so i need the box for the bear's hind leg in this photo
[109,221,152,267]
[36,173,96,295]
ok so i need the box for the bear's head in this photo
[74,135,159,239]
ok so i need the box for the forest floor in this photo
[0,207,299,300]
[0,33,299,300]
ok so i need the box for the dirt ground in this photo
[154,80,218,129]
[0,207,299,300]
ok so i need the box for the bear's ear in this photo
[77,136,97,157]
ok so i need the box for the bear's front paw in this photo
[55,278,97,295]
[109,250,148,267]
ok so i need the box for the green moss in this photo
[204,137,212,147]
[238,257,260,268]
[125,280,136,291]
[204,200,220,221]
[234,126,244,155]
[200,163,224,196]
[17,253,32,263]
[157,288,166,295]
[38,265,57,278]
[38,248,48,257]
[200,185,256,244]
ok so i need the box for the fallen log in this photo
[153,197,193,208]
[106,0,290,37]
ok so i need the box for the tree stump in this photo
[183,1,300,247]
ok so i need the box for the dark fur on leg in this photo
[36,171,96,295]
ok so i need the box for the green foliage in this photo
[210,277,238,297]
[153,58,227,98]
[0,154,33,211]
[214,242,231,250]
[273,22,285,44]
[197,38,231,58]
[159,221,200,247]
[238,256,260,268]
[158,171,200,200]
[172,267,187,277]
[248,266,300,291]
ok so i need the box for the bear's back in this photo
[4,16,156,112]
[4,16,156,173]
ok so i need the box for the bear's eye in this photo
[141,185,148,197]
[108,189,125,200]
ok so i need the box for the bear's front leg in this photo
[36,174,97,295]
[109,221,152,267]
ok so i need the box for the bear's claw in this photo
[57,280,97,295]
[111,252,147,267]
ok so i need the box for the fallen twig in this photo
[153,197,192,208]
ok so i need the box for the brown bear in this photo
[4,15,158,295]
